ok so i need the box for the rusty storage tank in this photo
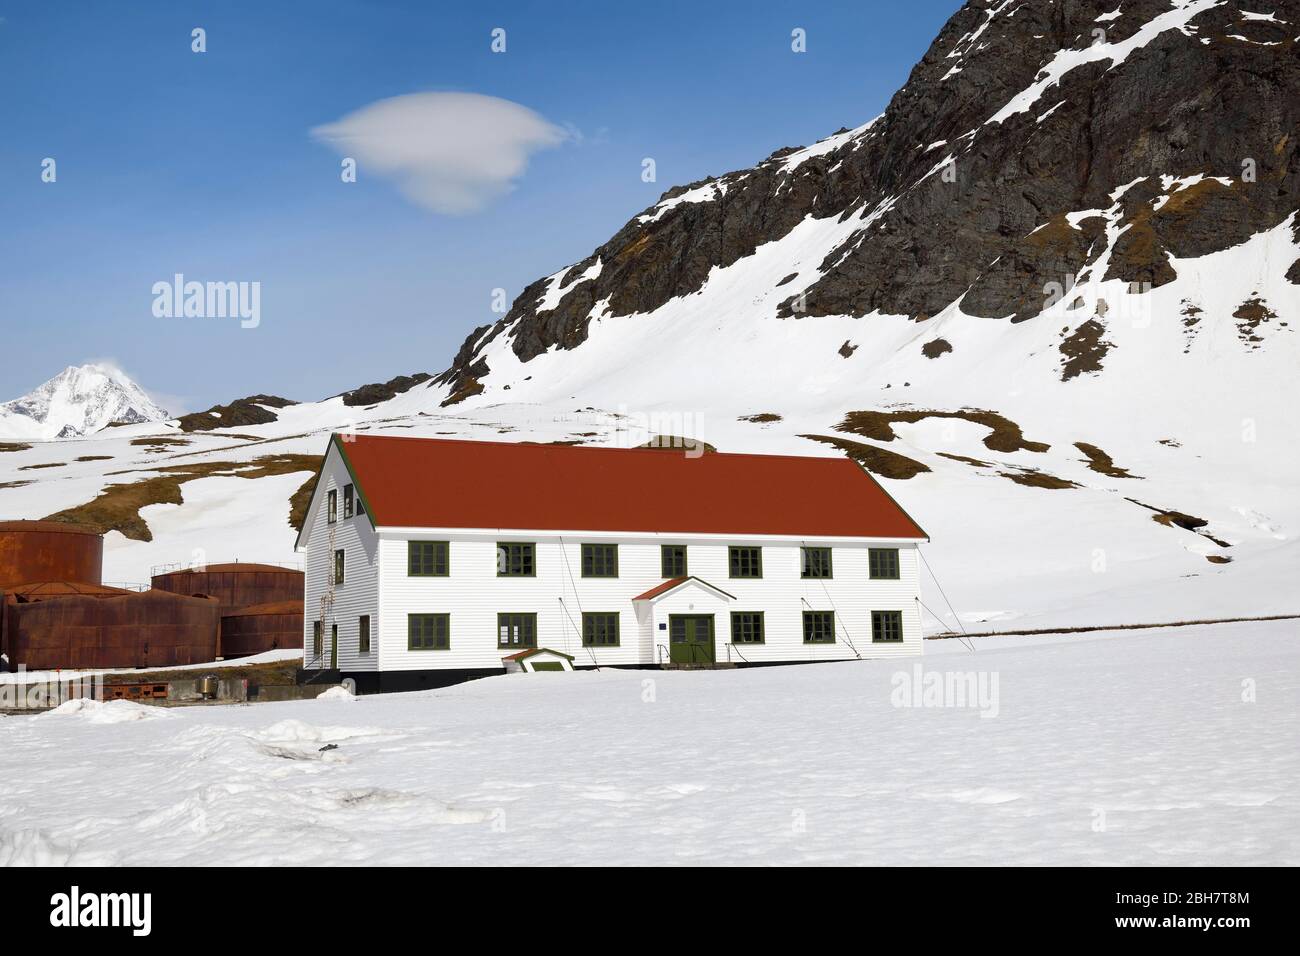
[151,562,303,614]
[0,520,103,590]
[219,600,304,658]
[2,581,129,601]
[2,589,220,671]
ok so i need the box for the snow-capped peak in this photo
[0,363,169,440]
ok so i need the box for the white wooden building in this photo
[296,434,928,692]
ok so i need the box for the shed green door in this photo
[530,661,565,672]
[669,615,715,664]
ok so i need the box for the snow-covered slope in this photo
[1,0,1296,633]
[0,364,168,440]
[1,621,1295,865]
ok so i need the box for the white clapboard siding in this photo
[374,532,922,670]
[301,446,381,671]
[302,440,924,675]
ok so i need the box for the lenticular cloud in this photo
[312,92,569,214]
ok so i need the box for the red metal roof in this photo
[337,435,926,539]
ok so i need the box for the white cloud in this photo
[312,92,570,214]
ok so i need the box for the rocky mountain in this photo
[2,0,1296,631]
[438,0,1298,398]
[0,364,169,440]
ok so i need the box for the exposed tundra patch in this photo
[799,434,930,480]
[837,409,1049,454]
[1233,296,1280,348]
[1074,442,1140,479]
[44,454,322,542]
[1059,318,1113,381]
[997,467,1079,490]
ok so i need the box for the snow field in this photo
[1,620,1295,866]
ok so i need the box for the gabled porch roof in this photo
[631,576,736,602]
[502,647,576,662]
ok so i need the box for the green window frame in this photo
[581,543,618,578]
[327,488,337,524]
[498,612,537,649]
[869,547,900,580]
[408,613,449,650]
[661,544,688,578]
[408,540,449,577]
[312,621,322,658]
[343,483,354,519]
[497,542,536,577]
[803,610,836,644]
[872,610,904,643]
[333,549,345,586]
[728,546,763,579]
[730,611,765,644]
[358,614,370,654]
[801,546,833,579]
[582,612,620,647]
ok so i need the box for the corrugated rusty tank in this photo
[219,600,304,658]
[151,562,303,614]
[0,520,103,589]
[2,589,220,670]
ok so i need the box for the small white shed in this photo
[502,647,576,673]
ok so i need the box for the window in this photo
[872,610,904,643]
[581,543,618,578]
[356,497,365,516]
[498,613,537,649]
[497,542,535,577]
[327,488,337,524]
[730,612,765,644]
[408,613,449,650]
[803,611,836,644]
[728,546,763,578]
[359,615,371,654]
[582,612,620,646]
[333,549,345,585]
[312,621,322,658]
[343,483,354,519]
[801,546,833,579]
[869,547,900,580]
[661,544,687,578]
[408,540,449,577]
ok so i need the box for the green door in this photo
[330,624,338,670]
[669,615,715,664]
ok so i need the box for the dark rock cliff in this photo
[438,0,1299,399]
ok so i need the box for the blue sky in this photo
[1,0,962,411]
